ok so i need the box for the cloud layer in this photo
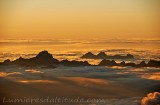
[141,92,160,105]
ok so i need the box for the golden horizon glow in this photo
[0,0,160,40]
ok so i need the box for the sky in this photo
[0,0,160,40]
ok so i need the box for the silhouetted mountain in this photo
[81,52,134,59]
[0,59,11,65]
[126,54,134,59]
[137,61,146,67]
[0,51,91,67]
[12,51,59,67]
[81,52,96,59]
[34,51,59,65]
[60,60,91,66]
[147,60,160,67]
[13,57,28,66]
[119,61,126,66]
[98,59,108,66]
[119,61,137,67]
[99,59,117,66]
[0,50,159,68]
[97,52,107,59]
[98,59,160,67]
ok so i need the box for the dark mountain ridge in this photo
[81,52,134,59]
[0,51,160,68]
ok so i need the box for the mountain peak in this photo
[36,50,53,59]
[34,50,59,65]
[97,52,107,58]
[81,52,96,58]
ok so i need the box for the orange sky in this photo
[0,0,160,40]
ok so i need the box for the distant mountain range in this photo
[81,52,134,59]
[99,59,160,67]
[0,51,160,68]
[0,51,90,68]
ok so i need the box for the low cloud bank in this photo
[141,92,160,105]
